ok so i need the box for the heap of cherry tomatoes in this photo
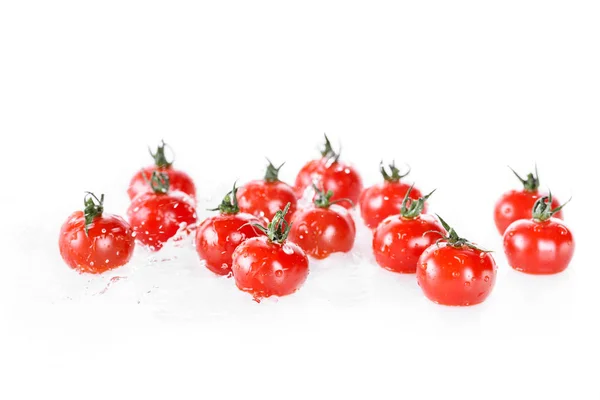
[58,136,575,305]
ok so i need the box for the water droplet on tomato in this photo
[275,270,283,277]
[464,282,471,287]
[282,244,294,255]
[105,259,109,264]
[452,271,460,278]
[484,276,490,282]
[420,263,427,270]
[101,228,106,233]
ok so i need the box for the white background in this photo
[1,1,599,399]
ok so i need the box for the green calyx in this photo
[142,170,170,194]
[264,159,285,182]
[428,215,491,252]
[210,182,240,214]
[312,184,353,208]
[320,134,341,162]
[83,192,104,235]
[532,192,571,222]
[510,165,539,192]
[149,140,173,168]
[400,185,435,219]
[380,161,410,183]
[252,203,293,243]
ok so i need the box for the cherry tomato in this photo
[294,135,362,209]
[231,204,309,301]
[128,140,196,201]
[360,162,425,229]
[372,187,440,273]
[196,184,263,275]
[288,186,356,259]
[503,194,574,274]
[127,172,197,251]
[494,167,563,234]
[237,160,297,221]
[416,216,497,306]
[59,193,135,274]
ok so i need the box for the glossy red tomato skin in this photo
[127,191,197,251]
[128,166,196,201]
[494,190,562,234]
[195,213,263,275]
[372,214,443,273]
[288,204,356,259]
[231,236,309,300]
[237,180,297,222]
[294,159,363,209]
[416,242,497,306]
[503,218,574,274]
[360,182,425,229]
[59,211,135,274]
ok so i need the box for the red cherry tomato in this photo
[127,172,197,251]
[128,140,196,201]
[372,187,440,273]
[231,204,309,301]
[360,162,425,229]
[494,167,562,234]
[294,135,362,209]
[196,184,263,275]
[503,194,574,274]
[237,160,297,221]
[416,216,497,306]
[59,193,135,274]
[288,186,356,259]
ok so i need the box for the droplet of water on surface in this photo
[452,271,460,278]
[484,276,490,282]
[464,282,471,287]
[275,270,283,277]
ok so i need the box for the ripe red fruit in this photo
[196,183,263,275]
[416,216,497,306]
[289,185,356,259]
[237,160,297,221]
[372,186,440,273]
[294,135,362,209]
[494,166,563,234]
[232,204,309,301]
[128,140,196,201]
[127,172,197,251]
[360,162,425,229]
[503,194,574,274]
[59,193,135,273]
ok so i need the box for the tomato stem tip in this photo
[509,165,539,192]
[380,160,410,183]
[532,191,571,221]
[210,182,240,214]
[83,192,104,236]
[149,139,174,168]
[252,203,293,243]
